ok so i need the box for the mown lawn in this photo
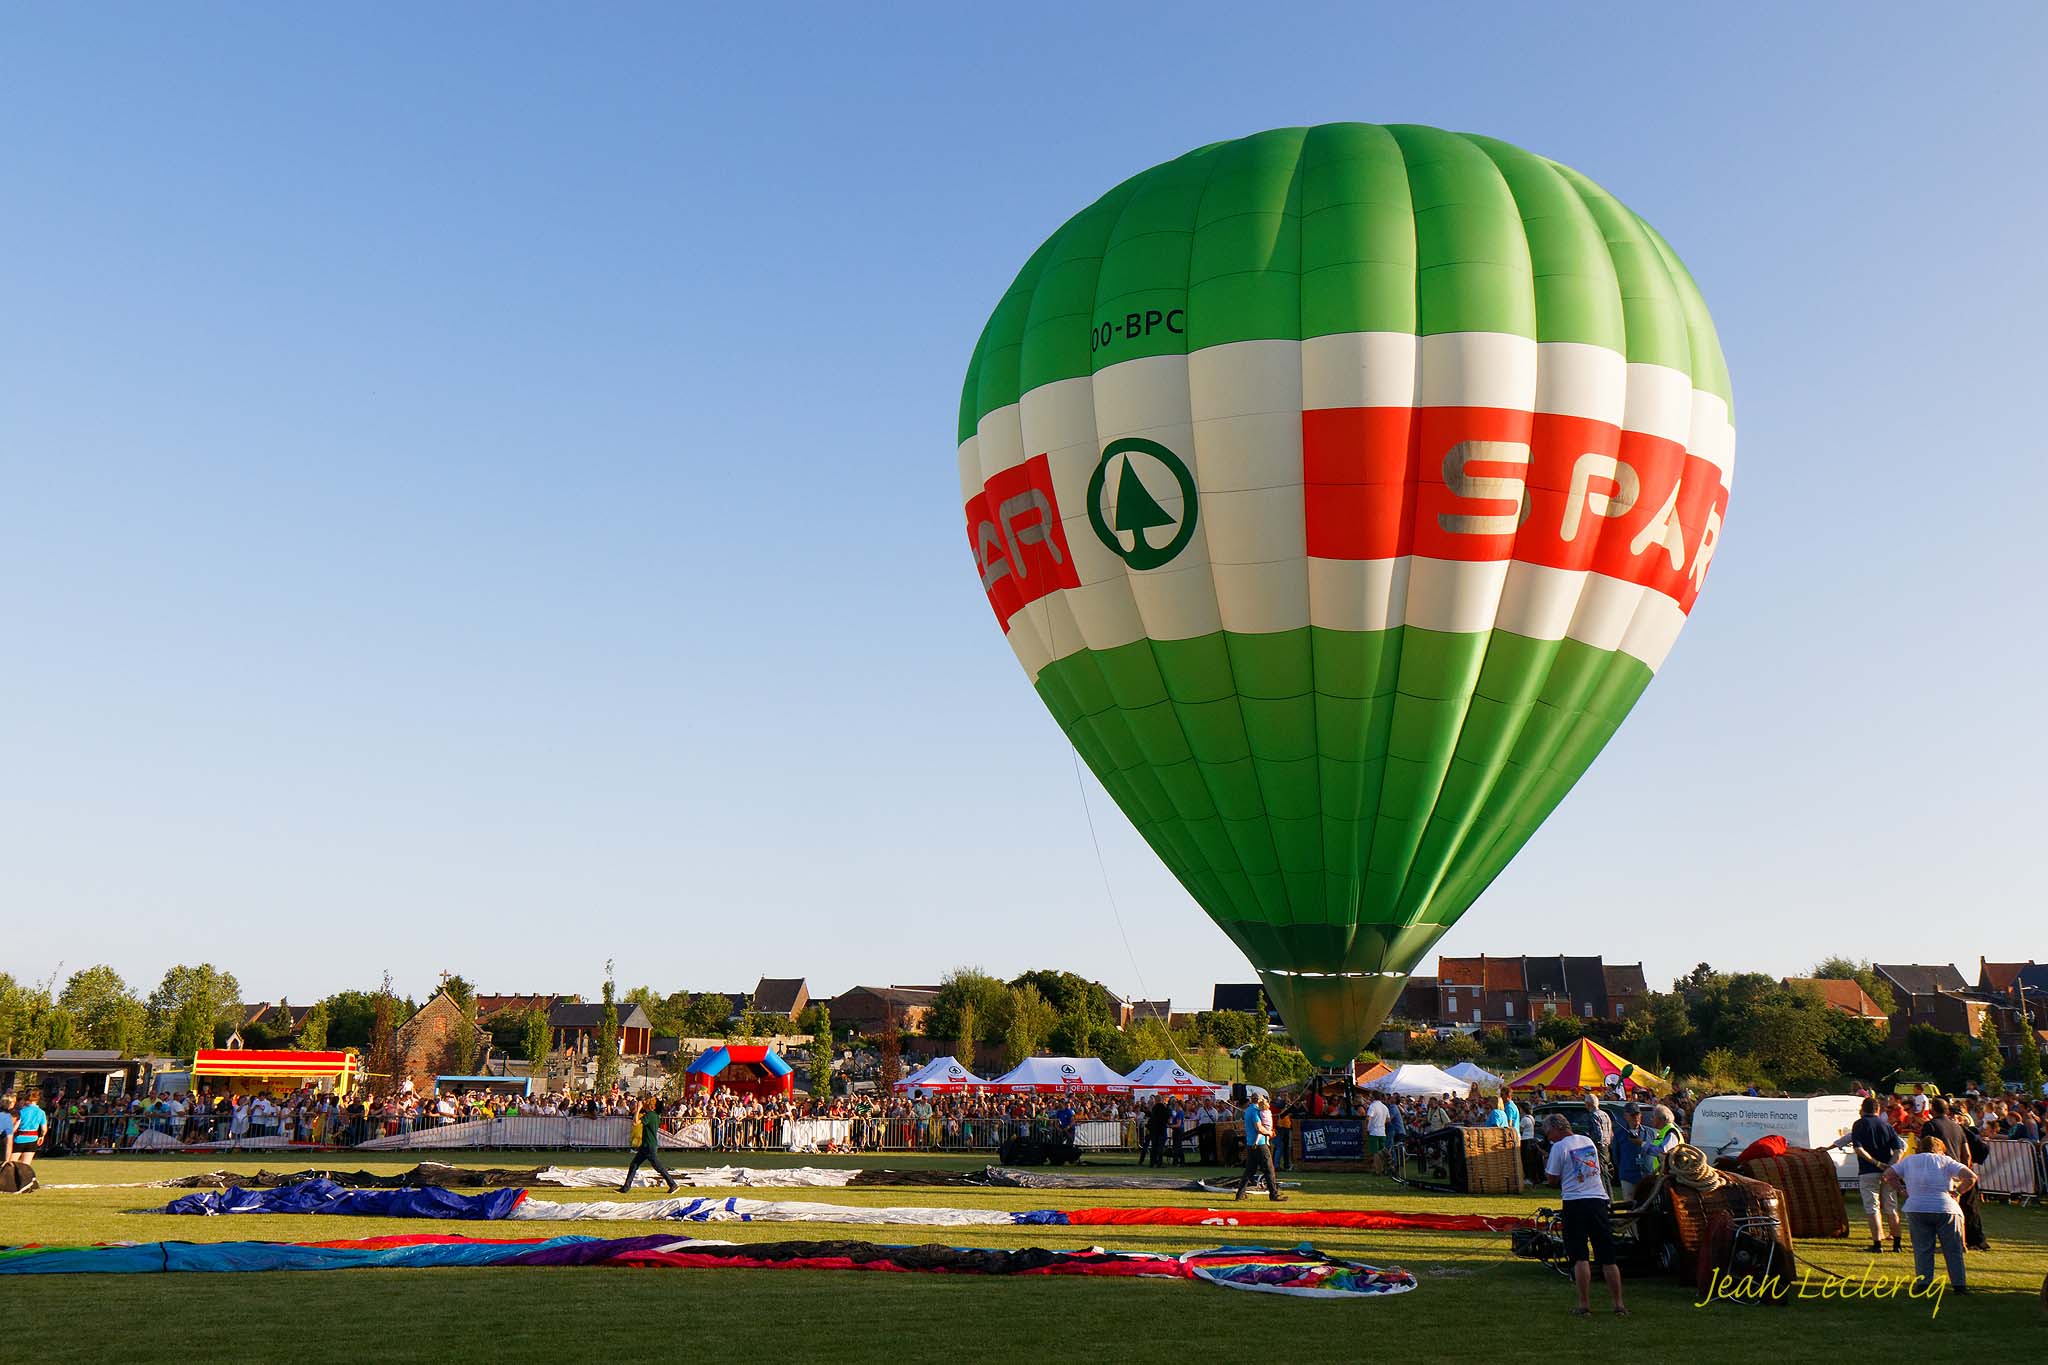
[2,1149,2042,1363]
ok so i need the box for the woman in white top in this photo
[1883,1133,1975,1291]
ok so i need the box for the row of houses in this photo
[1217,956,1658,1033]
[1869,959,2048,1060]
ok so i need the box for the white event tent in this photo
[893,1056,986,1092]
[989,1056,1131,1092]
[1121,1059,1227,1096]
[1358,1063,1473,1098]
[1443,1061,1505,1093]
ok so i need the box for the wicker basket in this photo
[1450,1125,1521,1195]
[1740,1148,1849,1239]
[1663,1172,1794,1281]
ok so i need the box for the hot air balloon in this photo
[957,124,1731,1068]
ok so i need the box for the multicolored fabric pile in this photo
[1,1234,1415,1298]
[154,1180,1531,1233]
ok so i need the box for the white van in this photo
[1688,1095,1863,1185]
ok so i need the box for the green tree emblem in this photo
[1087,437,1197,569]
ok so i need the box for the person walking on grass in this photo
[1234,1090,1287,1202]
[619,1097,680,1194]
[1542,1114,1627,1318]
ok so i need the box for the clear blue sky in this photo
[5,5,2043,1009]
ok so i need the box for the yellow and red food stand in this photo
[190,1048,358,1096]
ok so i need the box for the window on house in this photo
[1584,1002,1593,1017]
[1471,1007,1480,1023]
[1446,993,1458,1012]
[1505,1001,1514,1018]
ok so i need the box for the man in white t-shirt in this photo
[1365,1097,1390,1172]
[1542,1114,1627,1317]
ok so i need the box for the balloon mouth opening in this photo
[1256,969,1412,1069]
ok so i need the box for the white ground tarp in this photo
[508,1195,1015,1226]
[354,1116,714,1151]
[1358,1063,1472,1098]
[779,1119,851,1152]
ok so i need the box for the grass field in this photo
[2,1148,2042,1363]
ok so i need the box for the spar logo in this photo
[1088,438,1198,570]
[967,453,1080,629]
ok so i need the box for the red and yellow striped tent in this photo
[1504,1038,1665,1094]
[191,1049,358,1096]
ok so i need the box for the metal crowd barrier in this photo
[39,1110,1152,1154]
[1978,1137,2045,1203]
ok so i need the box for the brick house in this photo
[1602,964,1649,1021]
[825,986,938,1035]
[749,978,810,1020]
[548,1002,653,1057]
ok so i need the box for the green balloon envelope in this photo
[956,124,1733,1066]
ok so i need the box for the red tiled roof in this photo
[1483,959,1525,991]
[1437,957,1485,987]
[1787,978,1886,1018]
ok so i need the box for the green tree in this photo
[311,990,381,1049]
[521,1007,550,1066]
[1008,971,1116,1029]
[60,965,147,1053]
[1902,1025,1971,1094]
[146,964,242,1058]
[1125,1016,1173,1065]
[299,1001,330,1051]
[1195,1009,1264,1051]
[808,1005,834,1097]
[1436,1030,1483,1063]
[2012,1031,2044,1093]
[626,986,690,1040]
[682,992,733,1038]
[1241,1039,1313,1091]
[595,962,620,1093]
[1003,984,1056,1067]
[45,1007,76,1051]
[927,968,1012,1048]
[878,1005,903,1088]
[1534,1012,1588,1048]
[955,1000,978,1067]
[1976,1039,2004,1094]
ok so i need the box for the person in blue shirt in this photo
[8,1093,48,1165]
[1233,1090,1287,1202]
[1611,1102,1648,1195]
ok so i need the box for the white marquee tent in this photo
[1358,1063,1473,1098]
[893,1055,986,1092]
[989,1056,1131,1092]
[1121,1059,1227,1096]
[1443,1061,1505,1093]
